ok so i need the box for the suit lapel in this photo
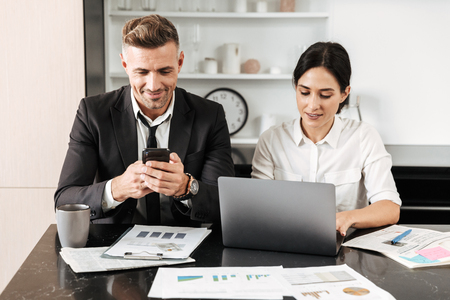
[111,86,138,170]
[169,88,195,163]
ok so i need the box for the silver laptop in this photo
[218,177,344,256]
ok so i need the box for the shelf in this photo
[180,73,292,80]
[109,10,329,19]
[231,138,259,145]
[110,72,292,80]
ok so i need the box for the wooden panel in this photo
[0,188,56,293]
[0,0,85,188]
[0,0,84,294]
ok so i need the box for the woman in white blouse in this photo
[252,42,401,236]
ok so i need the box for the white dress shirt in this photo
[251,117,402,212]
[101,91,174,212]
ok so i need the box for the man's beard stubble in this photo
[140,88,171,110]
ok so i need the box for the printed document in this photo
[149,266,285,299]
[103,225,211,259]
[273,264,394,300]
[148,265,393,300]
[60,247,194,273]
[343,225,450,268]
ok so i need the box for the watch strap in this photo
[173,173,194,201]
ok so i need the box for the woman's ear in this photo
[340,86,351,103]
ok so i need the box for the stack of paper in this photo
[343,224,450,268]
[60,247,194,273]
[148,265,394,300]
[103,225,211,259]
[60,225,210,273]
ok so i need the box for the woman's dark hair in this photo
[293,42,351,114]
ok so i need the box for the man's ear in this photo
[177,51,185,73]
[120,53,127,70]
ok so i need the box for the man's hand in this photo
[111,161,152,202]
[140,152,190,197]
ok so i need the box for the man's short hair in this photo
[122,14,179,61]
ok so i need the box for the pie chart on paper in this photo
[343,287,370,296]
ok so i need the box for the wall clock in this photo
[205,88,248,135]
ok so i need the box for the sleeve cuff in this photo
[370,191,402,207]
[102,180,124,213]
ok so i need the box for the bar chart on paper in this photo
[178,274,240,283]
[212,274,237,282]
[154,267,285,300]
[301,290,330,299]
[177,273,270,283]
[180,274,263,283]
[135,230,188,240]
[178,276,204,282]
[246,274,271,280]
[103,225,211,259]
[179,273,272,283]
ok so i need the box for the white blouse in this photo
[251,117,402,212]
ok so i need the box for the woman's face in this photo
[296,66,350,142]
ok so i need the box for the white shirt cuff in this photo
[102,180,124,213]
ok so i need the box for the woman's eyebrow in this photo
[299,84,335,92]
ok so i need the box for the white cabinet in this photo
[104,0,330,144]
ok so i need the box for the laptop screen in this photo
[218,177,340,256]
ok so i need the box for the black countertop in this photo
[2,224,450,299]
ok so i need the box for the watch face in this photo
[190,179,199,195]
[205,88,248,135]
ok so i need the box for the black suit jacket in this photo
[55,86,235,224]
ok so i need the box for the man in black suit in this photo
[55,14,234,225]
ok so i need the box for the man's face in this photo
[121,42,184,120]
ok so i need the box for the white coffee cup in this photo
[56,204,90,248]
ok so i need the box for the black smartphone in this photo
[142,148,170,164]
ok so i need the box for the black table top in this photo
[2,224,450,300]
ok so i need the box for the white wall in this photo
[1,0,449,293]
[0,0,84,293]
[331,0,450,145]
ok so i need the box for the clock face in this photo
[205,88,248,135]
